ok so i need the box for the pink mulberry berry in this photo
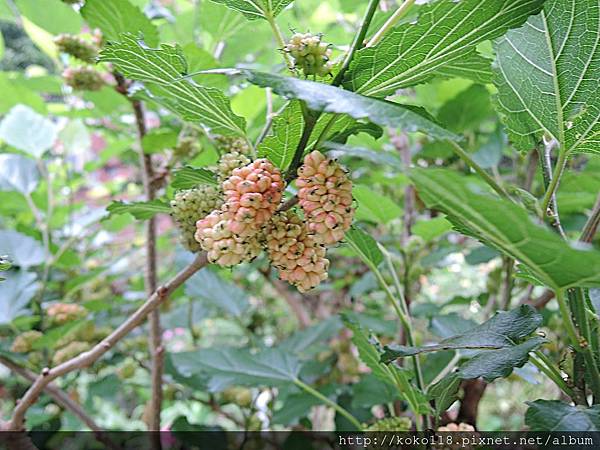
[297,151,354,245]
[195,210,262,266]
[222,159,285,237]
[265,211,329,292]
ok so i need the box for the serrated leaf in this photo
[0,154,40,194]
[170,347,302,391]
[344,226,383,268]
[0,105,57,158]
[0,231,45,268]
[346,0,544,97]
[525,400,600,431]
[456,336,546,382]
[81,0,159,47]
[493,0,600,155]
[0,271,38,325]
[171,166,218,189]
[185,268,249,317]
[382,305,541,359]
[258,101,383,170]
[244,71,458,142]
[411,169,600,290]
[209,0,293,20]
[106,199,171,220]
[99,34,245,136]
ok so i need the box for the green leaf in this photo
[81,0,159,47]
[0,154,40,194]
[344,226,383,268]
[493,0,600,155]
[353,185,402,225]
[438,85,493,132]
[381,305,542,359]
[525,400,600,431]
[431,52,494,85]
[257,101,383,170]
[244,71,458,142]
[185,268,250,317]
[0,231,45,268]
[412,217,452,243]
[427,373,460,417]
[209,0,293,20]
[456,336,546,382]
[171,166,218,189]
[0,270,38,325]
[141,129,178,154]
[0,105,57,158]
[170,347,302,391]
[99,34,246,136]
[280,317,342,356]
[346,0,544,97]
[411,168,600,290]
[106,199,171,220]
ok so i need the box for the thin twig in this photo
[539,140,566,237]
[4,253,208,431]
[579,193,600,243]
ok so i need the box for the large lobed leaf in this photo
[244,71,458,142]
[185,268,250,318]
[411,169,600,290]
[81,0,159,47]
[526,400,600,431]
[100,34,245,136]
[382,305,542,358]
[345,0,545,97]
[493,0,600,155]
[209,0,293,20]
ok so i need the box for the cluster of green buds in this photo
[364,416,412,431]
[214,135,251,156]
[63,66,105,91]
[283,32,333,77]
[173,135,201,161]
[54,33,98,63]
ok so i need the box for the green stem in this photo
[556,289,581,349]
[265,13,293,70]
[366,0,416,48]
[541,148,567,216]
[332,0,381,86]
[449,141,509,199]
[530,351,574,399]
[294,379,363,430]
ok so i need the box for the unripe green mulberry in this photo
[215,135,251,156]
[284,33,333,77]
[216,152,251,183]
[171,185,224,252]
[54,34,98,63]
[11,330,42,353]
[173,135,201,161]
[364,416,412,431]
[63,66,105,91]
[52,341,90,366]
[221,386,253,408]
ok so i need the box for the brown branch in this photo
[580,193,600,244]
[0,356,101,432]
[4,252,208,431]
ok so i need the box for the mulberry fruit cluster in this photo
[216,151,251,182]
[46,303,87,325]
[170,185,223,252]
[364,417,412,432]
[215,135,251,156]
[284,33,333,77]
[265,211,329,292]
[297,151,354,245]
[54,34,98,63]
[11,330,42,353]
[63,66,105,91]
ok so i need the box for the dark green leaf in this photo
[280,317,342,356]
[382,305,541,359]
[244,71,458,142]
[493,0,600,155]
[346,0,544,96]
[106,199,171,220]
[525,400,600,431]
[185,268,249,317]
[431,52,494,85]
[411,168,600,289]
[428,373,460,416]
[171,166,218,189]
[81,0,159,47]
[100,34,246,136]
